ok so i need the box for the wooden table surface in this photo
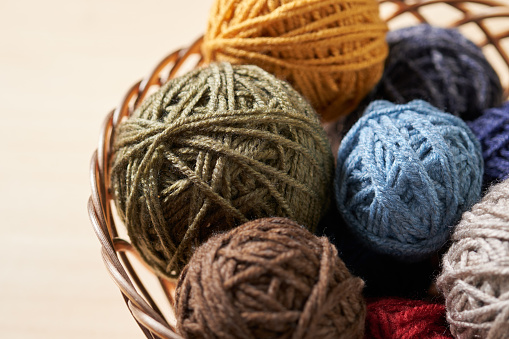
[0,1,211,338]
[1,1,507,338]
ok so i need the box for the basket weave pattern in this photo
[88,1,509,338]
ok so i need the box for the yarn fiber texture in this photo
[202,0,388,122]
[317,204,436,299]
[110,62,334,279]
[335,100,483,261]
[370,24,503,121]
[436,179,509,339]
[175,217,367,339]
[467,102,509,186]
[365,297,453,339]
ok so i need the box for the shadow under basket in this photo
[88,1,509,338]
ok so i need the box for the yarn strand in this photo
[111,63,334,278]
[437,179,509,339]
[175,218,366,339]
[203,0,388,121]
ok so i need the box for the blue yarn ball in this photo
[335,100,483,261]
[370,24,503,121]
[467,102,509,185]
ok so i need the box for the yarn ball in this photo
[365,297,453,339]
[317,204,437,298]
[467,102,509,185]
[370,24,503,121]
[436,178,509,339]
[335,100,483,261]
[110,62,334,279]
[202,0,389,122]
[175,217,367,339]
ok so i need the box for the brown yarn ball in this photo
[110,63,334,279]
[202,0,388,122]
[175,217,367,339]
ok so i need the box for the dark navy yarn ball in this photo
[316,204,437,298]
[335,100,483,261]
[468,102,509,185]
[371,24,503,121]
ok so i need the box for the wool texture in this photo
[365,297,453,339]
[335,100,483,261]
[369,24,503,121]
[202,0,388,122]
[110,62,334,279]
[175,217,367,339]
[317,204,437,298]
[467,102,509,186]
[436,179,509,339]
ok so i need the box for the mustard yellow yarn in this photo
[202,0,388,122]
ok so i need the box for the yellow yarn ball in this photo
[202,0,388,122]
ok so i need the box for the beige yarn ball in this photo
[437,179,509,339]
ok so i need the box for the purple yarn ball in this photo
[370,24,503,121]
[468,102,509,185]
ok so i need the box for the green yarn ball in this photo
[110,62,334,279]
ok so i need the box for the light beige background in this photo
[0,1,212,338]
[1,1,508,338]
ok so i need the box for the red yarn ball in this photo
[365,298,453,339]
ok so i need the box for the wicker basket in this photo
[88,1,509,338]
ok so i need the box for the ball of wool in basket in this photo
[110,62,334,279]
[436,178,509,339]
[175,217,367,339]
[202,0,389,122]
[467,102,509,185]
[365,297,453,339]
[371,24,503,121]
[335,100,483,261]
[316,204,436,298]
